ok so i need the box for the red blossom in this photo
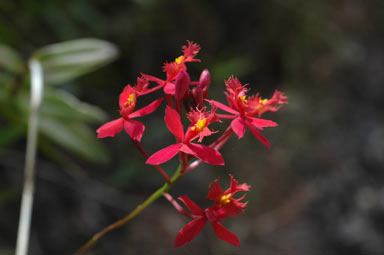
[207,175,251,219]
[97,81,163,141]
[207,76,286,148]
[141,41,200,96]
[174,176,250,247]
[146,106,223,166]
[185,106,219,143]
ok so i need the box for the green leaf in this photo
[41,89,107,122]
[33,38,118,85]
[39,118,108,163]
[0,44,24,73]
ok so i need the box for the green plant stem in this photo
[74,165,182,255]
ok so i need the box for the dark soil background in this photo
[1,0,384,254]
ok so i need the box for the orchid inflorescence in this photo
[82,41,287,252]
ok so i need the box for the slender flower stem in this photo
[163,192,192,218]
[209,127,233,149]
[74,165,182,255]
[131,138,171,183]
[15,59,44,255]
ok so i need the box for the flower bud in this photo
[192,86,204,108]
[175,70,190,101]
[199,69,210,98]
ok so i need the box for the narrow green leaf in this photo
[33,38,118,85]
[41,89,107,122]
[39,118,108,163]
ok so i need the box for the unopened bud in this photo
[175,70,190,101]
[199,69,210,98]
[192,86,204,108]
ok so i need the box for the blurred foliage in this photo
[0,38,118,163]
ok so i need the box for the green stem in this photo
[74,165,182,255]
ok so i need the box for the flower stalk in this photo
[74,165,182,255]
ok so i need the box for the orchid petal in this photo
[245,121,270,149]
[206,99,238,115]
[178,195,204,215]
[119,85,134,109]
[175,70,190,101]
[179,143,197,157]
[174,217,207,247]
[140,73,165,85]
[211,222,240,247]
[188,143,224,166]
[207,179,224,201]
[247,116,278,128]
[216,202,245,218]
[231,117,246,139]
[146,143,182,165]
[96,118,124,138]
[164,106,184,141]
[129,98,163,118]
[227,175,251,194]
[124,119,145,141]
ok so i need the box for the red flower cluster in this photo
[174,175,250,247]
[96,41,287,248]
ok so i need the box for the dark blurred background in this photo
[1,0,384,254]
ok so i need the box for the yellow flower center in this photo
[259,98,268,105]
[175,55,184,64]
[190,118,207,132]
[220,194,232,205]
[124,94,135,107]
[239,95,247,103]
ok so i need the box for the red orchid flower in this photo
[96,78,163,141]
[141,41,200,95]
[207,175,251,219]
[174,176,250,247]
[145,106,224,166]
[207,76,287,148]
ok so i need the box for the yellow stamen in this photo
[175,55,183,64]
[191,118,207,132]
[220,194,232,205]
[259,98,268,105]
[240,95,247,103]
[124,94,135,107]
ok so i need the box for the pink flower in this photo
[174,176,250,247]
[208,76,287,148]
[96,79,163,141]
[145,106,223,166]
